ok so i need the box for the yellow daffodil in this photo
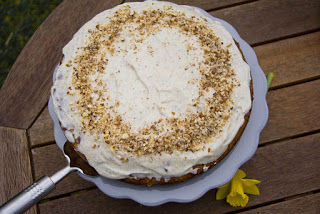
[216,169,260,207]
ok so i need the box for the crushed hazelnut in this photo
[66,5,236,156]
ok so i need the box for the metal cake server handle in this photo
[0,142,97,214]
[0,157,79,214]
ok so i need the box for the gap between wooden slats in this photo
[238,192,320,214]
[210,0,320,46]
[0,127,37,214]
[260,79,320,144]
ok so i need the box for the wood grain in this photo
[32,144,94,199]
[38,133,320,213]
[1,0,319,213]
[260,79,320,144]
[125,0,254,11]
[241,192,320,214]
[28,106,54,146]
[0,0,123,129]
[211,0,320,45]
[254,32,320,89]
[0,127,36,214]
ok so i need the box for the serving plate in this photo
[49,6,268,206]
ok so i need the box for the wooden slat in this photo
[241,192,320,214]
[125,0,254,11]
[0,127,37,214]
[254,32,320,89]
[260,79,320,144]
[32,144,94,199]
[38,133,320,213]
[2,1,319,213]
[0,0,123,129]
[211,0,320,45]
[28,106,54,146]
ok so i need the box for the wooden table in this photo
[1,0,319,213]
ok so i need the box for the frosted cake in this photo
[51,0,252,185]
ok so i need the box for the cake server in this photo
[0,142,97,214]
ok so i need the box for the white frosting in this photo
[52,1,251,181]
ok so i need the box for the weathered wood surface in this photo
[38,133,320,213]
[0,0,122,129]
[211,0,320,45]
[125,0,255,11]
[0,127,37,214]
[32,144,94,199]
[260,79,320,144]
[254,32,320,89]
[1,0,319,213]
[241,192,320,214]
[28,106,54,146]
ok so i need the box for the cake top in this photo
[63,3,234,155]
[52,0,251,180]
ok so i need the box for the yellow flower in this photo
[216,169,260,207]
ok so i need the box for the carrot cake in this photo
[51,0,252,185]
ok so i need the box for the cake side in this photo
[51,0,252,184]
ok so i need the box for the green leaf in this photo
[267,72,274,90]
[0,0,63,89]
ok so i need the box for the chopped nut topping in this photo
[67,5,236,156]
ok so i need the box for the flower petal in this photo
[242,179,261,195]
[230,174,245,195]
[216,169,260,207]
[226,192,249,207]
[216,182,231,200]
[234,169,246,179]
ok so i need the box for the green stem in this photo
[267,72,274,90]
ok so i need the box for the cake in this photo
[51,0,252,185]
